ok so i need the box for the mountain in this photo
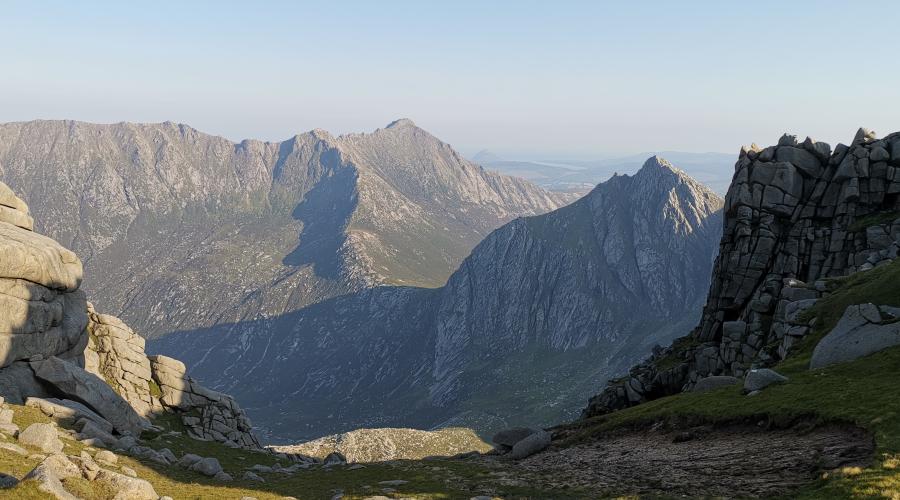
[583,128,900,415]
[152,156,723,443]
[476,151,735,195]
[0,119,572,341]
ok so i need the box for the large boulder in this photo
[30,356,149,436]
[810,303,900,369]
[189,457,224,477]
[95,469,159,500]
[26,397,114,434]
[509,430,551,459]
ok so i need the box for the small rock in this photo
[378,480,409,486]
[213,471,233,481]
[347,464,366,470]
[18,423,64,453]
[0,409,13,425]
[0,472,17,488]
[120,466,137,477]
[177,453,202,468]
[324,451,346,465]
[743,369,789,392]
[95,449,118,464]
[158,447,177,463]
[243,471,265,482]
[0,442,28,456]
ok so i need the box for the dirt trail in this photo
[481,424,873,498]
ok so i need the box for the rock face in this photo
[155,156,723,441]
[85,306,157,416]
[810,303,900,369]
[584,129,900,417]
[0,179,260,448]
[148,355,260,449]
[0,119,571,343]
[269,427,491,463]
[0,186,86,369]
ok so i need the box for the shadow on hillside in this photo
[282,149,359,281]
[146,285,455,441]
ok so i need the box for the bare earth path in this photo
[473,424,874,498]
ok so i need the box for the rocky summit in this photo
[584,128,900,416]
[0,119,571,342]
[153,156,723,442]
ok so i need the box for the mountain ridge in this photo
[0,118,572,340]
[151,155,723,443]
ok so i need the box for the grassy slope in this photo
[566,258,900,499]
[0,409,580,499]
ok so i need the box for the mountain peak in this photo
[471,149,503,164]
[385,118,417,129]
[640,155,678,173]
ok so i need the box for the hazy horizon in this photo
[3,1,899,156]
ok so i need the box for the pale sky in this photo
[1,1,897,158]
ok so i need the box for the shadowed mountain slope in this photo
[152,157,723,442]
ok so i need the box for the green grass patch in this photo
[848,211,900,232]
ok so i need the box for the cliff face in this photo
[0,120,570,340]
[584,128,900,416]
[0,179,260,448]
[153,157,723,442]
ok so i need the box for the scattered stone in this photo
[243,471,265,482]
[95,468,159,500]
[177,453,202,468]
[214,471,233,481]
[347,464,366,470]
[24,454,80,500]
[0,409,13,425]
[378,479,409,486]
[18,423,64,453]
[120,466,137,477]
[0,423,19,436]
[509,430,552,459]
[743,369,789,392]
[0,441,28,456]
[95,449,118,465]
[26,397,114,434]
[189,456,223,476]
